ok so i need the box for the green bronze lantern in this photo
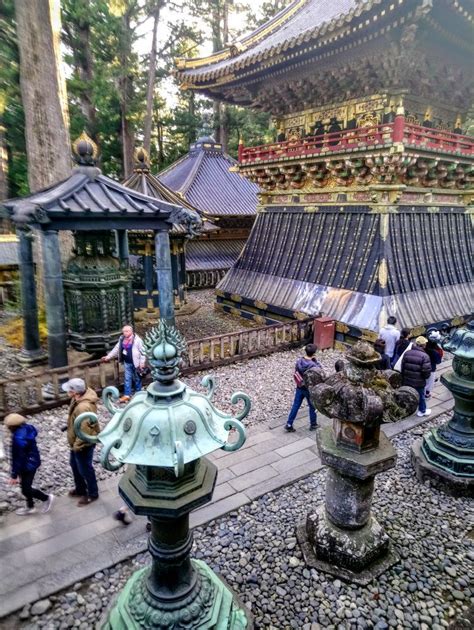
[74,320,252,629]
[412,320,474,497]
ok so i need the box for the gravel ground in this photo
[1,346,343,512]
[7,414,473,629]
[139,288,259,340]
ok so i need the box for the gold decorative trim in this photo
[230,307,241,317]
[451,316,465,326]
[410,325,426,337]
[335,322,350,334]
[72,130,99,159]
[254,300,268,310]
[361,329,378,342]
[293,311,308,320]
[380,214,389,240]
[378,259,388,289]
[215,289,225,297]
[253,315,266,325]
[230,293,242,302]
[304,206,319,213]
[176,0,307,70]
[0,234,17,243]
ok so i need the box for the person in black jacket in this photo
[392,328,411,367]
[401,336,432,417]
[5,414,54,516]
[374,339,391,370]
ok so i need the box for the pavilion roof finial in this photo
[72,131,98,166]
[133,147,150,173]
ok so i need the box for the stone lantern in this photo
[297,342,418,584]
[74,320,252,629]
[412,320,474,497]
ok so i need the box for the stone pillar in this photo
[41,229,68,368]
[154,229,175,326]
[143,241,155,312]
[116,230,129,269]
[170,245,181,309]
[17,230,47,365]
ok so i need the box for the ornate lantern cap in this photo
[75,322,250,477]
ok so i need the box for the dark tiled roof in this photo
[1,166,200,232]
[178,0,473,86]
[179,0,358,82]
[159,137,259,217]
[186,239,246,271]
[123,166,217,235]
[218,207,473,331]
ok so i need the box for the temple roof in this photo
[177,0,474,113]
[123,148,217,235]
[158,136,259,217]
[186,239,247,271]
[1,136,202,233]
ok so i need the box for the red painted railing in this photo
[239,120,474,164]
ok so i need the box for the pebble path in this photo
[7,414,473,629]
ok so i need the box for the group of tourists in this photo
[285,316,445,432]
[5,325,146,517]
[5,317,446,515]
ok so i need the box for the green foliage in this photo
[0,0,28,196]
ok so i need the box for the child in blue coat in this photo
[5,414,54,516]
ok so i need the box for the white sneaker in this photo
[416,411,425,417]
[42,494,55,513]
[15,507,37,516]
[423,409,432,416]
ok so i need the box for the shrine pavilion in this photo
[177,0,473,340]
[159,135,259,289]
[122,148,216,310]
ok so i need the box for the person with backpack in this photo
[285,343,321,433]
[5,413,54,516]
[101,324,146,403]
[392,328,411,367]
[425,330,443,398]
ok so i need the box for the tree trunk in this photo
[143,7,160,156]
[14,0,71,192]
[14,0,73,266]
[187,92,197,146]
[118,8,136,179]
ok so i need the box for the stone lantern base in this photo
[102,561,251,630]
[297,509,399,586]
[411,438,473,498]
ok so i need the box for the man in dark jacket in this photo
[62,378,100,506]
[285,344,321,432]
[401,336,432,417]
[5,413,54,515]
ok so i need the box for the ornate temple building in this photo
[176,0,473,340]
[159,135,259,289]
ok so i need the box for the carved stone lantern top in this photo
[307,341,418,453]
[75,321,250,477]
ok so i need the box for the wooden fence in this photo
[0,318,313,420]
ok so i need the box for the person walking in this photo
[5,413,54,515]
[392,328,411,367]
[425,330,443,398]
[379,316,401,363]
[285,343,321,432]
[101,325,146,403]
[374,339,391,370]
[62,378,100,506]
[401,337,432,417]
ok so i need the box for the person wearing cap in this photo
[425,330,443,398]
[62,378,100,506]
[379,316,401,364]
[401,336,432,417]
[5,413,54,515]
[101,325,146,403]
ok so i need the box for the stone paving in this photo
[0,361,454,619]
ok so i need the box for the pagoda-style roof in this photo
[122,148,217,235]
[158,136,259,217]
[186,239,247,272]
[1,137,201,233]
[177,0,474,114]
